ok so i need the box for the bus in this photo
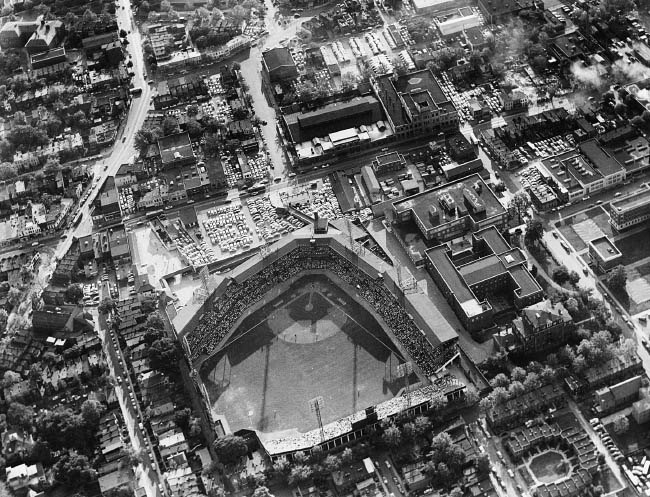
[129,87,143,96]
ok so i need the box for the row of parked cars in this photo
[589,417,625,464]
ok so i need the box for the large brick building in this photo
[372,68,459,140]
[425,226,542,332]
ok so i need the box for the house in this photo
[262,47,298,82]
[30,47,67,69]
[594,375,642,415]
[5,464,45,492]
[499,90,529,112]
[0,17,62,51]
[24,19,63,54]
[91,176,121,228]
[32,304,94,334]
[632,395,650,424]
[1,430,34,459]
[372,151,406,175]
[511,300,575,352]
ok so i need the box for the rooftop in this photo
[262,46,296,72]
[589,235,622,260]
[610,187,650,212]
[393,174,504,232]
[425,226,541,317]
[157,132,194,164]
[579,139,625,177]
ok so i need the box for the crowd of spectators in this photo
[187,246,454,375]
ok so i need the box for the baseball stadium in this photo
[172,226,461,458]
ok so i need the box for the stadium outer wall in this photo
[170,228,461,458]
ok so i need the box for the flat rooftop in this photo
[412,0,453,9]
[376,151,403,167]
[590,236,621,260]
[605,134,650,172]
[424,226,541,317]
[610,187,650,212]
[393,174,504,232]
[579,139,625,178]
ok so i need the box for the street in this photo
[95,310,164,497]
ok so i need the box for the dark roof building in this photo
[157,132,196,168]
[478,0,540,24]
[283,96,383,144]
[30,47,67,69]
[262,47,298,82]
[511,300,574,353]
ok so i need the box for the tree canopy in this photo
[213,435,247,466]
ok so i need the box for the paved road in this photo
[96,310,164,497]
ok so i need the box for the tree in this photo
[187,104,199,116]
[0,163,17,180]
[479,397,494,413]
[508,381,526,397]
[607,265,627,290]
[0,309,7,333]
[288,465,312,485]
[323,455,341,472]
[488,373,509,390]
[509,191,530,223]
[476,453,490,476]
[145,312,165,331]
[147,337,180,374]
[98,297,115,315]
[43,157,61,176]
[613,414,630,434]
[36,408,92,452]
[213,435,247,466]
[65,284,84,303]
[8,125,49,149]
[230,4,246,21]
[523,372,541,391]
[568,271,581,285]
[80,400,104,428]
[7,287,21,308]
[134,127,161,155]
[119,29,128,38]
[204,135,220,157]
[524,219,544,245]
[382,424,402,448]
[341,447,353,464]
[160,0,171,10]
[252,487,274,497]
[186,119,204,139]
[174,407,192,429]
[3,371,21,387]
[511,366,527,383]
[7,402,34,430]
[414,415,432,436]
[491,386,509,405]
[161,116,179,136]
[552,266,571,285]
[53,449,96,486]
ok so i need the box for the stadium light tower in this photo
[309,396,325,442]
[397,362,413,408]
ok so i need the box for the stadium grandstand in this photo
[172,226,461,457]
